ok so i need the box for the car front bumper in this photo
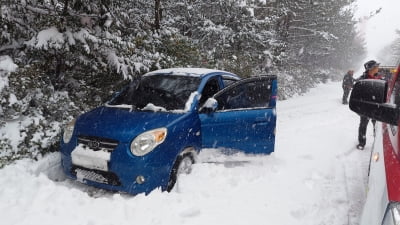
[60,143,174,195]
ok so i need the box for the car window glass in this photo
[222,78,238,87]
[109,75,200,110]
[199,78,220,105]
[215,79,272,110]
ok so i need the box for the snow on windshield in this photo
[171,91,200,113]
[141,103,167,112]
[109,75,201,112]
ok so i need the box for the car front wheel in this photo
[166,152,195,192]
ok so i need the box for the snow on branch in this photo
[290,26,338,40]
[35,27,65,50]
[106,51,132,80]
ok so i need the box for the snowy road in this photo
[0,82,372,225]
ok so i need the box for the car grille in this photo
[77,135,119,152]
[72,166,121,186]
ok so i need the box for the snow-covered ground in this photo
[0,82,372,225]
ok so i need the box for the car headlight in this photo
[130,128,167,156]
[63,119,76,144]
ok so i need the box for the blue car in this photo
[60,68,277,194]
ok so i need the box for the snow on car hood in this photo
[74,106,186,143]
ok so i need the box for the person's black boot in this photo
[356,144,364,150]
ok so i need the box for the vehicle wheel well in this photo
[166,147,196,192]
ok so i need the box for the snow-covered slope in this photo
[0,82,371,225]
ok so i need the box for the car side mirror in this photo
[349,79,399,125]
[200,98,218,113]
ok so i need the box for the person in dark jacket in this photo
[356,60,382,150]
[342,70,355,104]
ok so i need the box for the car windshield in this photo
[108,75,201,111]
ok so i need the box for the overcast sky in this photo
[354,0,400,61]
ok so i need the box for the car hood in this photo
[74,106,186,143]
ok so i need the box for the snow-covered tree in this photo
[159,0,285,77]
[273,0,365,98]
[378,30,400,65]
[0,0,182,166]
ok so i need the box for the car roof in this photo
[143,68,240,79]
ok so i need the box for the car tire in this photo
[166,152,195,192]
